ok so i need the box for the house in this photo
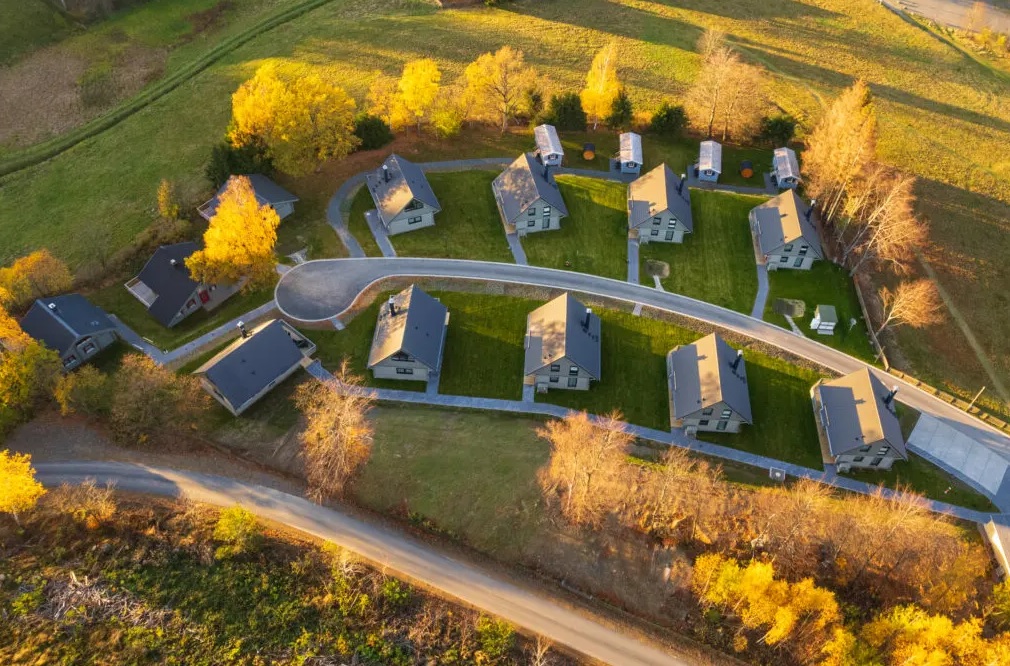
[194,319,316,416]
[810,305,838,335]
[524,293,600,391]
[811,368,908,471]
[492,153,569,236]
[983,518,1010,578]
[667,333,752,434]
[771,147,801,189]
[365,154,441,236]
[534,124,564,167]
[696,140,722,183]
[627,163,693,243]
[367,285,449,382]
[617,132,643,175]
[125,242,240,328]
[198,174,299,221]
[749,190,824,270]
[18,294,118,370]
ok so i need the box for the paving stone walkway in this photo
[364,209,397,258]
[626,236,640,284]
[506,232,528,265]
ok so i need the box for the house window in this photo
[405,199,424,211]
[569,366,579,375]
[880,446,890,455]
[702,408,713,416]
[543,205,552,214]
[721,408,732,419]
[62,356,77,368]
[392,352,410,362]
[853,456,865,463]
[670,220,677,229]
[653,217,662,225]
[699,419,710,426]
[528,219,536,227]
[187,298,197,308]
[550,364,560,372]
[783,244,794,252]
[716,420,728,431]
[665,230,675,241]
[870,457,883,467]
[567,377,577,388]
[81,340,97,355]
[858,445,871,453]
[793,257,804,267]
[528,208,537,217]
[779,256,789,263]
[408,216,423,225]
[799,245,809,256]
[651,229,660,236]
[395,367,414,375]
[549,376,559,383]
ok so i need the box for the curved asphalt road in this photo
[275,258,1010,467]
[36,462,688,666]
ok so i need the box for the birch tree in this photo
[397,58,442,134]
[580,42,621,130]
[462,46,538,132]
[840,166,926,274]
[875,279,944,336]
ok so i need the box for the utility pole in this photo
[966,385,986,412]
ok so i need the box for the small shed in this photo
[534,124,564,167]
[618,132,643,175]
[697,140,722,183]
[772,147,801,189]
[810,305,838,335]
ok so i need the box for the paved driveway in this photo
[884,0,1010,32]
[275,258,1010,507]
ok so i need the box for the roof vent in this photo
[170,258,178,267]
[47,302,57,311]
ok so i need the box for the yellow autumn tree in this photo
[462,46,538,132]
[0,250,74,312]
[229,63,360,176]
[366,73,412,131]
[0,450,46,525]
[398,58,441,134]
[186,176,280,289]
[859,605,1010,665]
[0,331,61,416]
[580,42,621,130]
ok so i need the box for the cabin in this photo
[18,294,119,371]
[696,140,722,183]
[812,368,908,471]
[524,293,601,392]
[617,132,643,175]
[492,153,569,236]
[365,154,441,236]
[367,285,449,382]
[771,147,801,189]
[749,190,824,270]
[198,174,299,221]
[125,242,240,328]
[667,333,753,434]
[810,305,838,335]
[534,124,564,167]
[627,164,693,244]
[195,319,316,416]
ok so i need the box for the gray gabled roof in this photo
[367,285,448,371]
[773,147,800,181]
[751,190,823,258]
[534,124,563,157]
[365,154,441,227]
[669,333,752,422]
[201,174,299,220]
[492,153,569,224]
[198,320,306,411]
[628,163,693,231]
[699,140,722,173]
[818,368,907,459]
[135,242,202,327]
[524,293,601,379]
[19,294,117,356]
[619,132,643,165]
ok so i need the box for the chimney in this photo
[387,296,396,317]
[883,385,899,406]
[806,198,817,221]
[382,164,390,183]
[731,349,743,372]
[583,307,592,329]
[678,173,686,195]
[237,320,248,339]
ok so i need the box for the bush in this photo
[353,114,394,151]
[205,141,273,189]
[649,101,687,137]
[44,479,117,527]
[109,354,209,447]
[605,88,633,130]
[213,506,262,560]
[540,93,587,131]
[53,366,110,417]
[524,87,544,122]
[757,114,798,147]
[475,615,515,662]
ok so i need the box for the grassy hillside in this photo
[1,0,1008,407]
[0,0,73,64]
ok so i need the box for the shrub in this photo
[758,113,798,147]
[213,506,262,559]
[353,114,394,151]
[205,140,273,189]
[44,479,117,527]
[475,615,515,662]
[540,92,587,131]
[524,87,544,122]
[109,354,209,447]
[649,101,687,137]
[605,88,633,130]
[54,366,110,417]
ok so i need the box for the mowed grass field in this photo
[639,189,764,313]
[2,0,1010,408]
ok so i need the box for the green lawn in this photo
[522,175,629,281]
[89,279,276,350]
[353,404,550,557]
[0,0,72,64]
[640,189,764,313]
[273,173,346,260]
[763,262,878,363]
[346,186,384,257]
[390,171,514,262]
